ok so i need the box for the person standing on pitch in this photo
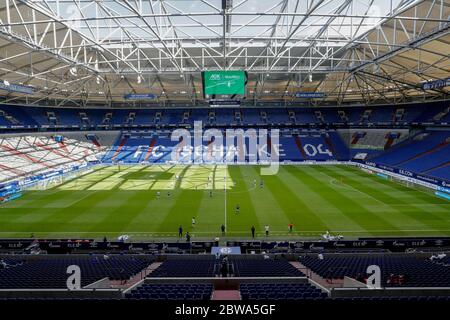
[192,217,196,228]
[288,223,294,233]
[235,204,240,214]
[221,224,225,236]
[178,225,183,238]
[251,226,256,239]
[265,225,270,237]
[185,231,191,242]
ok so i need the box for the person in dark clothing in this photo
[221,224,225,236]
[120,268,127,285]
[251,226,256,239]
[178,225,183,238]
[185,231,191,242]
[103,236,108,243]
[220,260,229,277]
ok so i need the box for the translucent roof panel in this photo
[39,0,407,45]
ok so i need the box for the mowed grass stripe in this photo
[49,166,105,190]
[59,166,121,191]
[85,166,179,234]
[179,165,223,233]
[334,166,450,234]
[2,166,122,229]
[340,165,448,204]
[226,165,261,233]
[258,166,327,231]
[283,166,365,233]
[292,166,396,235]
[1,189,117,236]
[341,166,450,215]
[342,165,450,205]
[317,167,434,230]
[157,165,204,234]
[307,166,404,235]
[241,166,292,231]
[317,167,448,234]
[11,168,143,235]
[1,164,449,238]
[0,166,116,210]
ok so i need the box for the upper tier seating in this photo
[0,101,447,129]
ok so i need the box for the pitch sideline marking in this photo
[329,178,390,207]
[1,229,449,234]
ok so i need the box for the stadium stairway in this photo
[384,134,395,150]
[108,262,163,290]
[422,161,450,175]
[394,139,449,167]
[0,143,53,169]
[294,261,344,289]
[111,137,128,162]
[424,162,450,180]
[293,135,307,159]
[211,290,241,300]
[35,142,78,162]
[0,163,25,176]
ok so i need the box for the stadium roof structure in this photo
[0,0,449,107]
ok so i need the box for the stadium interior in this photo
[0,0,449,306]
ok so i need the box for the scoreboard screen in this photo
[202,70,246,97]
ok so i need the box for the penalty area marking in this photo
[329,178,390,206]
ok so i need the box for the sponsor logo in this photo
[399,169,413,177]
[209,74,221,81]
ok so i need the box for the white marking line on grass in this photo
[1,229,450,234]
[410,184,450,202]
[329,178,389,206]
[391,203,450,207]
[353,165,450,203]
[41,191,95,208]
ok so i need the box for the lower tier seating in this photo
[240,283,327,300]
[0,255,153,289]
[300,254,450,287]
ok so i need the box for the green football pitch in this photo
[0,165,449,239]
